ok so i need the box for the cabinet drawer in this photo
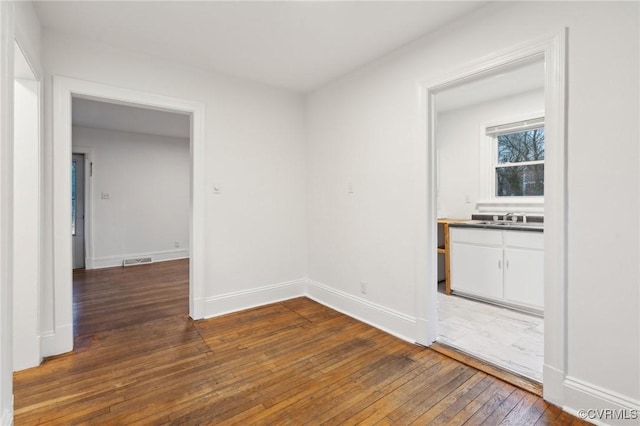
[504,231,543,250]
[450,227,502,246]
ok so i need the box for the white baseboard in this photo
[1,408,13,426]
[563,376,640,425]
[86,249,189,269]
[204,279,306,319]
[306,280,416,343]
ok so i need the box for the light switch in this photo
[212,183,221,194]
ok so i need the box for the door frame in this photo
[52,76,206,354]
[416,30,567,405]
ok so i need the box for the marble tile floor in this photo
[437,284,544,382]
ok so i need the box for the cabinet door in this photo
[504,247,544,310]
[450,242,503,300]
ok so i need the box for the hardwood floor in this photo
[13,260,587,425]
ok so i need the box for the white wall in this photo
[0,3,14,423]
[307,0,639,417]
[40,30,308,340]
[2,0,42,420]
[73,126,190,268]
[13,77,40,371]
[437,89,544,219]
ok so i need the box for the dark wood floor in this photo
[13,259,587,425]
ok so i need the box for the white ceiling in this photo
[72,98,191,139]
[34,1,487,93]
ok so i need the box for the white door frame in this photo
[52,76,206,354]
[416,31,567,405]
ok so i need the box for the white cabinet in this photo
[450,235,503,300]
[450,227,544,313]
[504,248,544,309]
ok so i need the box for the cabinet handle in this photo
[498,259,502,269]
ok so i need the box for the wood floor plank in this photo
[12,259,585,425]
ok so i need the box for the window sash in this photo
[486,117,544,137]
[496,159,544,168]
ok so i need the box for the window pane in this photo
[496,164,544,196]
[497,128,545,164]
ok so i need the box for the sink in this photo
[470,220,543,227]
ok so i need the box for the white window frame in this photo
[477,111,545,214]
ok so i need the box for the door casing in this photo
[416,30,568,405]
[51,77,206,355]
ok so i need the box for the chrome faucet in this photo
[504,212,527,223]
[504,212,517,222]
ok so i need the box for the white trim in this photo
[0,2,14,422]
[39,331,56,358]
[564,377,640,425]
[417,30,568,406]
[52,76,206,355]
[204,279,306,319]
[1,408,12,426]
[307,280,417,343]
[86,249,189,270]
[543,363,565,405]
[475,199,544,215]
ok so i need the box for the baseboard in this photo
[563,376,640,425]
[86,249,189,269]
[204,279,306,319]
[306,280,416,343]
[1,408,13,426]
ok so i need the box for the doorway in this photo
[70,97,191,342]
[51,77,206,355]
[416,32,568,402]
[433,59,546,382]
[71,153,85,269]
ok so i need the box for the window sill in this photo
[476,198,544,215]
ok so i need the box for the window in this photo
[496,127,544,196]
[487,117,544,198]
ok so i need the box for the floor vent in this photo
[122,257,153,267]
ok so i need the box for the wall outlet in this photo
[174,241,180,248]
[360,281,367,294]
[464,194,471,203]
[101,192,110,200]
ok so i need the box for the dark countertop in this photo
[449,220,544,233]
